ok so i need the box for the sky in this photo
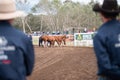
[62,0,120,4]
[18,0,120,13]
[62,0,101,4]
[28,0,120,7]
[23,0,120,6]
[29,0,102,5]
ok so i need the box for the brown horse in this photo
[39,35,56,47]
[39,35,67,47]
[53,35,67,46]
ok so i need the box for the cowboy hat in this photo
[0,0,24,20]
[93,0,120,13]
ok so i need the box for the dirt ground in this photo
[27,46,98,80]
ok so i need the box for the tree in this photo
[14,0,102,33]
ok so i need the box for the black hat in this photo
[93,0,120,13]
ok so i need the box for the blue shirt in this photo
[93,19,120,80]
[0,21,34,80]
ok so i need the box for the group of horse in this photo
[39,35,67,47]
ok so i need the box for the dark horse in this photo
[39,36,43,47]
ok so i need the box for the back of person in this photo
[0,21,34,80]
[97,19,120,65]
[0,0,34,79]
[93,0,120,80]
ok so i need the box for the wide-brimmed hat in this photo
[93,0,120,13]
[0,0,24,20]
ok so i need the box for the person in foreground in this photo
[93,0,120,80]
[0,0,35,80]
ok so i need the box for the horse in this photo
[53,35,67,46]
[39,35,56,47]
[39,35,67,47]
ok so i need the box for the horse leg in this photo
[63,39,66,46]
[39,40,41,47]
[56,40,61,47]
[39,39,41,47]
[49,41,52,47]
[59,41,62,47]
[51,41,53,47]
[43,41,47,47]
[52,41,55,47]
[47,41,51,47]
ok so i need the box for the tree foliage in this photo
[14,0,102,33]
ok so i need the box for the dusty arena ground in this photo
[27,46,98,80]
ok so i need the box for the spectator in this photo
[83,27,87,33]
[93,0,120,80]
[0,0,35,80]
